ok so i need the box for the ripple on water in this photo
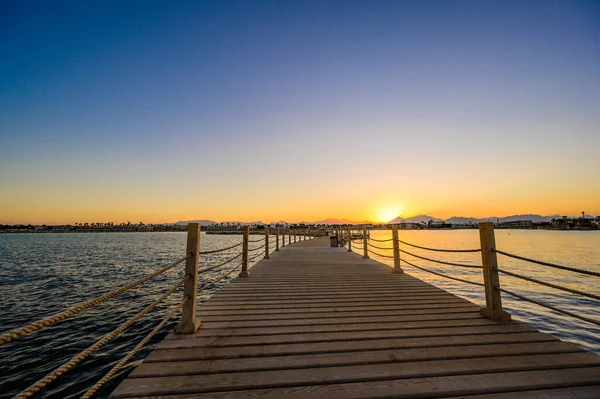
[0,232,257,399]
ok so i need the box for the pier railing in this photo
[0,224,317,398]
[345,222,599,326]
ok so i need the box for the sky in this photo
[1,0,599,224]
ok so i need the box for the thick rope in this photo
[500,287,600,327]
[197,252,242,274]
[367,249,395,259]
[400,248,483,269]
[199,242,242,255]
[199,262,242,292]
[493,249,600,278]
[398,238,480,253]
[248,243,266,252]
[247,237,264,243]
[401,258,484,287]
[15,277,186,398]
[497,268,600,301]
[80,298,186,399]
[0,255,188,346]
[248,251,265,262]
[367,242,394,251]
[368,237,393,243]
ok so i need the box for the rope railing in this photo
[247,237,264,243]
[248,243,266,252]
[398,238,481,253]
[500,287,600,327]
[15,277,186,398]
[367,248,395,259]
[497,268,600,302]
[400,248,483,269]
[0,255,188,346]
[367,242,394,251]
[493,249,600,278]
[199,242,243,255]
[369,237,393,243]
[204,261,243,289]
[248,250,266,262]
[197,252,243,274]
[80,297,186,399]
[401,257,484,287]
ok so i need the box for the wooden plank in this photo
[130,341,584,377]
[115,368,600,398]
[188,311,484,329]
[198,297,471,309]
[156,324,539,350]
[196,301,480,316]
[196,305,480,321]
[445,386,600,399]
[111,354,600,397]
[168,318,501,338]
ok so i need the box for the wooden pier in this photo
[111,236,600,398]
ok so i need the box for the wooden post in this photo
[288,229,291,245]
[392,225,403,273]
[347,227,352,252]
[479,222,510,321]
[264,225,270,259]
[294,229,296,243]
[275,227,280,251]
[282,228,286,247]
[362,227,369,259]
[174,223,201,333]
[239,225,249,278]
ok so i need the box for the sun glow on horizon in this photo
[377,206,404,223]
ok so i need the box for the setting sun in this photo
[377,206,404,223]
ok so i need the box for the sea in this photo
[0,230,599,398]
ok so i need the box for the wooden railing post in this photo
[288,229,291,245]
[239,226,249,278]
[362,227,369,259]
[174,223,201,333]
[275,227,280,251]
[479,222,510,322]
[392,225,403,273]
[264,225,270,259]
[347,227,352,252]
[282,228,286,248]
[294,229,296,243]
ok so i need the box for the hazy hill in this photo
[388,214,442,224]
[314,218,373,225]
[175,219,217,226]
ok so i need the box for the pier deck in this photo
[111,237,600,398]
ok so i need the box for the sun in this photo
[377,206,404,223]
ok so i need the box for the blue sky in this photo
[1,1,599,223]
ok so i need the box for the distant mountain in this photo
[314,218,373,225]
[388,214,442,224]
[175,219,217,226]
[444,216,481,224]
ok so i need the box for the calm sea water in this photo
[366,229,600,353]
[1,230,599,398]
[0,232,266,399]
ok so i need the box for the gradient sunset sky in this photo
[1,1,599,224]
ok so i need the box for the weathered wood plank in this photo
[196,305,480,320]
[146,332,559,362]
[130,341,584,377]
[111,354,600,397]
[115,368,600,398]
[156,323,537,349]
[166,318,502,339]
